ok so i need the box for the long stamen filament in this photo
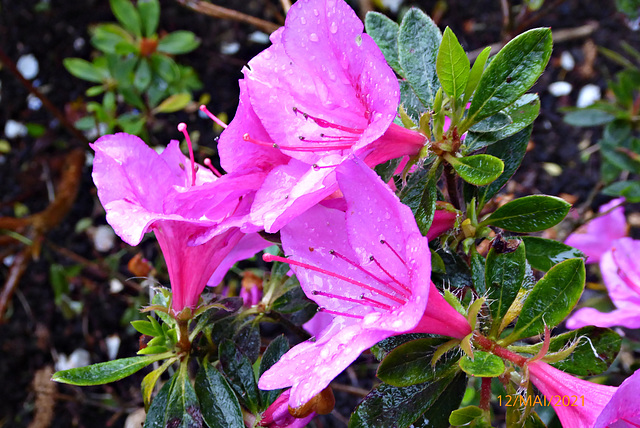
[370,255,412,295]
[199,105,228,129]
[263,254,405,305]
[177,123,196,187]
[312,290,393,310]
[204,158,223,178]
[292,107,365,134]
[243,133,353,152]
[318,307,363,319]
[380,239,408,267]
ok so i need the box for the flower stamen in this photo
[177,123,196,187]
[199,104,228,129]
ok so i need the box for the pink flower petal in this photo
[594,368,640,428]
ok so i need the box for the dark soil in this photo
[0,0,637,427]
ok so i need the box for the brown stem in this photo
[0,48,90,147]
[176,318,192,356]
[479,377,492,411]
[175,0,280,34]
[0,249,31,322]
[473,332,527,367]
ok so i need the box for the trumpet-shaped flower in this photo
[528,361,640,428]
[258,158,471,408]
[91,133,268,314]
[219,0,426,232]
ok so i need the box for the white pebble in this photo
[73,37,85,51]
[105,334,121,360]
[109,278,124,294]
[220,41,240,55]
[27,94,43,110]
[55,348,90,371]
[16,54,39,80]
[560,51,575,71]
[576,84,601,108]
[91,225,116,252]
[548,81,572,97]
[4,120,28,139]
[382,0,404,13]
[248,31,270,44]
[124,409,147,428]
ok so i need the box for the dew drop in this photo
[313,8,319,16]
[301,16,306,24]
[330,21,338,34]
[309,33,319,42]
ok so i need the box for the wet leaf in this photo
[219,339,260,413]
[259,335,290,408]
[195,362,244,428]
[520,236,585,271]
[436,27,469,101]
[459,351,505,377]
[486,241,526,329]
[365,12,403,76]
[157,31,200,55]
[447,154,504,186]
[484,195,571,232]
[52,354,168,386]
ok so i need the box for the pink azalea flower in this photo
[566,237,640,329]
[527,360,617,428]
[91,133,268,314]
[593,368,640,428]
[219,0,426,232]
[258,389,316,428]
[565,198,627,264]
[258,158,471,408]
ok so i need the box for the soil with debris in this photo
[0,0,638,427]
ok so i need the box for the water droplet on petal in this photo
[313,8,319,16]
[309,33,319,42]
[330,21,338,34]
[301,16,306,24]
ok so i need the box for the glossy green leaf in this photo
[522,326,621,376]
[91,23,134,54]
[195,362,244,428]
[219,339,260,414]
[365,12,403,76]
[131,318,159,336]
[399,165,439,236]
[521,236,585,271]
[154,92,191,113]
[449,406,483,426]
[470,250,486,294]
[467,28,552,124]
[143,378,171,428]
[165,364,202,427]
[447,154,504,186]
[134,59,152,92]
[508,258,585,341]
[63,58,105,83]
[410,373,468,428]
[371,334,438,361]
[141,358,175,410]
[469,111,512,133]
[486,241,526,325]
[462,46,491,107]
[109,0,142,37]
[259,335,289,408]
[377,338,459,387]
[52,354,168,386]
[150,53,179,82]
[564,109,615,127]
[484,195,571,232]
[431,248,473,290]
[157,31,200,55]
[436,27,470,101]
[138,0,160,37]
[602,180,640,202]
[349,371,465,428]
[398,8,442,108]
[459,351,505,377]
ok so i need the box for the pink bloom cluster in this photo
[565,199,640,329]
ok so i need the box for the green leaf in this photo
[476,125,533,206]
[371,334,438,361]
[462,46,491,107]
[398,8,442,108]
[399,165,439,236]
[219,340,261,414]
[508,258,585,341]
[195,362,244,428]
[377,338,458,387]
[365,12,403,76]
[143,378,171,428]
[90,23,134,54]
[400,80,428,122]
[459,351,505,377]
[436,27,470,101]
[446,154,504,186]
[131,319,159,336]
[603,180,640,202]
[233,321,261,363]
[154,92,191,113]
[483,195,571,232]
[150,53,179,82]
[431,248,473,290]
[349,371,466,428]
[138,0,160,37]
[165,363,202,427]
[63,58,105,83]
[485,241,526,326]
[467,28,552,125]
[259,336,290,409]
[157,31,200,55]
[134,58,152,92]
[520,236,585,271]
[449,406,484,426]
[52,354,168,386]
[410,373,468,428]
[564,108,616,127]
[109,0,142,37]
[470,250,486,294]
[522,326,621,376]
[469,111,512,133]
[375,157,402,183]
[141,358,175,409]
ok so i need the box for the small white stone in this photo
[27,94,43,110]
[91,225,116,252]
[16,54,39,80]
[109,278,124,294]
[382,0,404,13]
[576,84,601,108]
[4,120,28,138]
[56,348,90,371]
[248,31,270,44]
[125,409,147,428]
[220,41,240,55]
[105,334,121,360]
[73,37,85,51]
[560,51,575,71]
[548,81,572,97]
[3,254,15,267]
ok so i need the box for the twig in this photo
[329,382,370,397]
[358,0,373,21]
[280,0,291,13]
[175,0,280,34]
[0,249,31,322]
[0,48,90,148]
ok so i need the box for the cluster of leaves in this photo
[64,0,202,137]
[564,42,640,201]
